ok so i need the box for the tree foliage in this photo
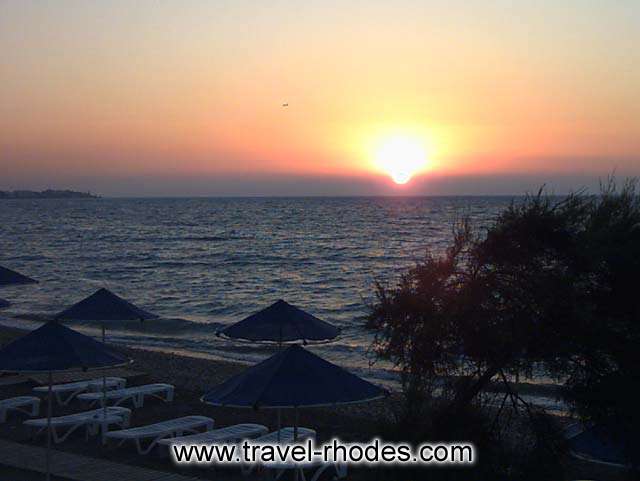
[367,178,640,466]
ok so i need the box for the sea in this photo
[0,197,566,411]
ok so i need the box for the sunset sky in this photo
[1,0,639,196]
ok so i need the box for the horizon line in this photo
[90,193,567,199]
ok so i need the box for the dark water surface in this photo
[1,197,513,383]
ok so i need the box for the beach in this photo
[0,324,624,481]
[0,324,391,480]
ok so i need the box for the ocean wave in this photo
[3,312,223,335]
[1,196,520,397]
[180,235,230,242]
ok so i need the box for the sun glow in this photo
[374,136,428,184]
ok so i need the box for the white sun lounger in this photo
[33,377,127,406]
[77,383,174,408]
[104,415,215,454]
[24,406,131,443]
[266,461,347,481]
[253,427,316,444]
[240,427,317,477]
[158,423,268,448]
[0,396,40,423]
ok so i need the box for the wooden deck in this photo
[0,439,200,481]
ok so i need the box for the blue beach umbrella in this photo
[0,321,129,372]
[203,345,386,408]
[0,265,38,308]
[0,321,129,481]
[55,287,158,333]
[0,265,38,286]
[217,299,340,345]
[203,345,387,442]
[54,287,157,441]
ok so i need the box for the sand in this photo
[0,324,626,481]
[0,324,392,480]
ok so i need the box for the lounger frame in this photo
[33,377,127,406]
[159,423,268,448]
[0,396,40,423]
[25,407,131,444]
[240,427,316,477]
[77,383,174,408]
[269,462,347,481]
[105,416,214,455]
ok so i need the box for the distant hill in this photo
[0,189,99,199]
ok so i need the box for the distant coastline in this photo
[0,189,99,199]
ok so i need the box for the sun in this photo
[390,170,412,185]
[374,136,427,185]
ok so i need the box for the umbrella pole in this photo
[277,408,281,442]
[101,322,107,444]
[293,406,299,481]
[46,370,52,481]
[277,333,282,443]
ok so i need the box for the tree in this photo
[367,179,640,466]
[561,179,640,465]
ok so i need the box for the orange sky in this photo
[1,1,638,195]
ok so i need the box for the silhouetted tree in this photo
[367,178,640,467]
[560,179,640,466]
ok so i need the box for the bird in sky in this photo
[282,103,288,107]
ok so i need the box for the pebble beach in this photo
[0,324,625,480]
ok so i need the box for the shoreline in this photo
[0,324,396,423]
[0,323,620,481]
[0,323,397,480]
[0,322,564,411]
